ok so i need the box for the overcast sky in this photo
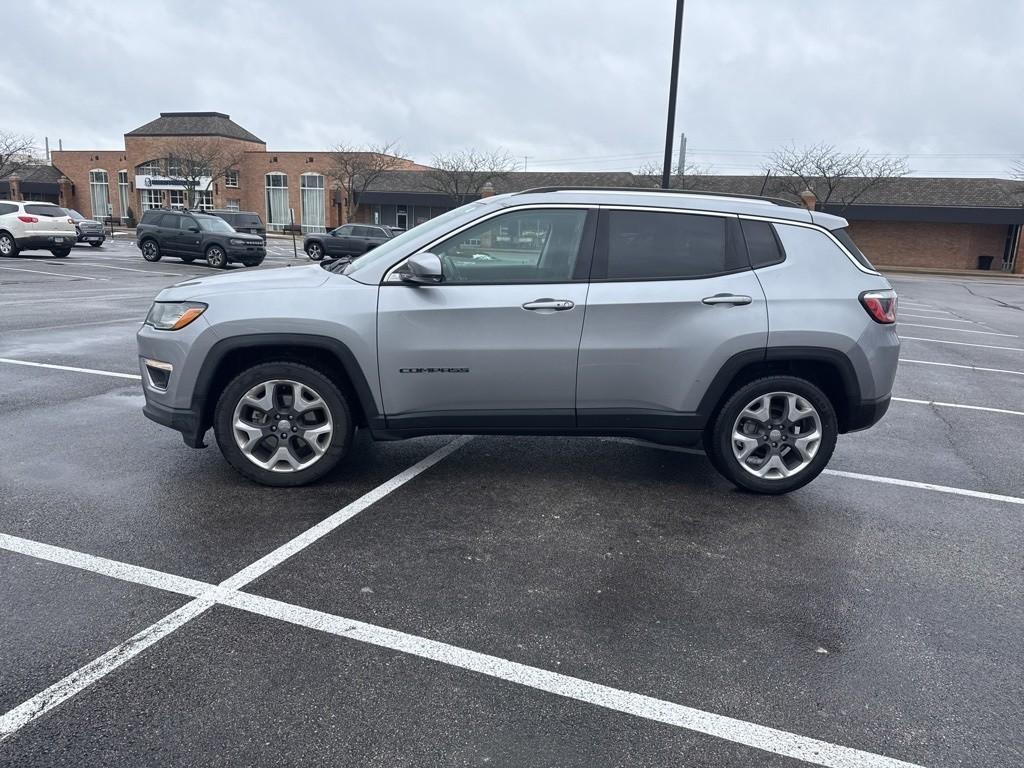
[5,0,1022,177]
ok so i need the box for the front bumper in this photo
[225,244,266,263]
[142,398,207,448]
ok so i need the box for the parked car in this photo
[66,208,106,247]
[135,208,265,268]
[137,187,899,493]
[303,223,393,261]
[0,200,77,257]
[208,209,266,240]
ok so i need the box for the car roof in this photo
[483,187,848,229]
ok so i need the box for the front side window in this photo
[595,210,742,280]
[89,170,110,220]
[428,208,588,284]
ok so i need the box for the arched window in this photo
[300,173,325,233]
[89,170,110,221]
[117,170,130,222]
[265,173,289,231]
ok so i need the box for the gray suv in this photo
[137,188,899,494]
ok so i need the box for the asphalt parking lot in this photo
[1,237,1022,767]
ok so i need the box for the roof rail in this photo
[512,186,802,208]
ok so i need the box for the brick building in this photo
[48,112,424,232]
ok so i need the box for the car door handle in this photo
[522,299,575,311]
[702,294,752,306]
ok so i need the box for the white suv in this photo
[0,200,78,257]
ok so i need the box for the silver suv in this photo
[136,188,899,494]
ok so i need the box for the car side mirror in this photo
[401,252,444,284]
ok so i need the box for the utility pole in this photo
[676,132,686,178]
[661,0,685,189]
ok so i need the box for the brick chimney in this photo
[480,181,495,198]
[799,189,817,211]
[7,174,21,201]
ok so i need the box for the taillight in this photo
[17,215,38,223]
[860,289,897,324]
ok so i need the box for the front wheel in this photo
[51,248,71,258]
[305,241,324,261]
[89,241,103,248]
[706,376,837,495]
[206,245,228,269]
[141,239,161,262]
[213,362,353,486]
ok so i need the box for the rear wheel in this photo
[0,233,19,257]
[51,248,71,258]
[305,241,324,261]
[89,241,103,248]
[242,259,264,267]
[206,245,228,269]
[141,239,161,262]
[707,376,837,495]
[213,362,353,486]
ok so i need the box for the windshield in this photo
[341,202,488,277]
[197,216,236,234]
[67,209,85,221]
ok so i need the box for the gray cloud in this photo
[4,0,1022,176]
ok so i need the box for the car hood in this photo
[156,264,331,301]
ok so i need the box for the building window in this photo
[265,173,289,230]
[136,160,163,177]
[195,190,213,210]
[225,169,239,188]
[88,170,110,221]
[226,198,241,211]
[140,189,163,210]
[169,190,185,209]
[117,170,130,223]
[300,173,325,233]
[396,204,408,230]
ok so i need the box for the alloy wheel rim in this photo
[0,236,12,254]
[310,244,321,258]
[731,391,822,480]
[210,248,224,265]
[143,242,156,257]
[232,379,333,472]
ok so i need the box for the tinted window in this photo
[740,219,785,268]
[0,203,16,215]
[232,214,262,228]
[334,225,354,235]
[159,213,183,228]
[141,210,162,224]
[832,227,875,270]
[426,208,588,284]
[598,210,741,280]
[25,204,65,217]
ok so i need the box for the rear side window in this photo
[0,203,16,215]
[595,210,743,280]
[832,227,876,270]
[25,204,64,217]
[740,219,786,268]
[234,214,261,227]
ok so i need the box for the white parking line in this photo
[0,531,926,768]
[898,323,1017,338]
[898,313,976,323]
[0,265,100,280]
[52,262,185,277]
[0,293,156,307]
[822,470,1024,506]
[900,359,1024,376]
[0,358,141,380]
[893,396,1024,417]
[899,336,1024,352]
[0,437,472,743]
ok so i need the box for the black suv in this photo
[136,209,265,268]
[208,209,266,240]
[303,223,393,261]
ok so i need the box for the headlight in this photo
[229,238,247,246]
[145,301,207,331]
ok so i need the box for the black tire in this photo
[89,241,103,248]
[206,244,228,269]
[242,259,264,268]
[181,256,196,263]
[305,241,324,261]
[706,376,837,495]
[0,232,17,257]
[213,362,354,487]
[51,248,71,258]
[141,239,161,262]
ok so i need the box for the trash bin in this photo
[978,255,994,270]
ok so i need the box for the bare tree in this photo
[763,143,909,211]
[328,141,408,223]
[634,160,711,189]
[0,131,35,179]
[423,148,519,206]
[1011,158,1024,181]
[158,137,247,207]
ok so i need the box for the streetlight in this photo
[661,0,685,189]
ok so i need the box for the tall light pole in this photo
[661,0,685,189]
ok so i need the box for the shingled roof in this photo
[366,170,637,194]
[126,112,264,144]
